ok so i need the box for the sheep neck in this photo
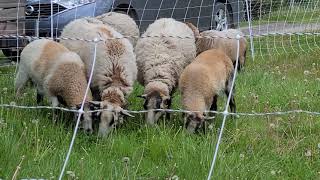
[101,87,125,107]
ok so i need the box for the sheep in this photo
[179,49,236,134]
[60,17,137,136]
[95,12,140,47]
[185,22,247,71]
[14,39,97,133]
[135,18,197,125]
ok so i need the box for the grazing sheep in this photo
[135,18,197,125]
[186,23,247,70]
[60,17,137,136]
[179,49,235,134]
[96,12,139,47]
[15,39,97,133]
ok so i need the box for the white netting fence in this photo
[0,0,319,179]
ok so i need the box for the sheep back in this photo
[197,29,247,67]
[96,12,140,47]
[135,18,196,93]
[179,49,233,112]
[60,18,137,97]
[18,39,91,106]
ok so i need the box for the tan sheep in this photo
[96,12,139,47]
[186,23,247,71]
[15,39,97,133]
[60,17,137,137]
[135,18,197,125]
[179,49,236,133]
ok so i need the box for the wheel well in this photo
[216,0,235,27]
[114,4,138,21]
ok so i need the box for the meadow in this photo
[0,35,319,179]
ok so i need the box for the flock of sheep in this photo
[14,12,247,136]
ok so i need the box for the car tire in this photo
[114,8,138,21]
[212,2,233,31]
[2,49,21,61]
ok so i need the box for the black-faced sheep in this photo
[95,12,139,47]
[179,49,236,133]
[15,39,97,133]
[186,23,247,71]
[60,17,137,137]
[135,18,197,125]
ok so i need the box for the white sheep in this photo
[96,12,139,47]
[15,39,97,133]
[60,17,137,136]
[186,23,247,70]
[179,49,235,133]
[135,18,197,125]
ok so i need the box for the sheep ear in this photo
[137,94,147,99]
[185,22,200,38]
[162,95,170,101]
[89,101,102,110]
[72,104,82,110]
[70,106,78,110]
[204,116,215,120]
[120,110,135,118]
[181,110,193,117]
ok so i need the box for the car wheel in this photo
[212,2,233,31]
[114,9,138,21]
[2,49,21,61]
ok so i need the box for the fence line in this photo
[1,104,320,117]
[1,32,320,44]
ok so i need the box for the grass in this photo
[0,36,320,179]
[240,4,320,27]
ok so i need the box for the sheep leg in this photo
[14,70,29,97]
[209,95,218,120]
[225,75,236,117]
[165,97,172,120]
[50,96,60,124]
[36,90,44,105]
[229,94,236,114]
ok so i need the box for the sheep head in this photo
[138,91,171,125]
[184,112,204,134]
[72,101,102,134]
[184,111,216,134]
[92,100,134,137]
[93,87,134,137]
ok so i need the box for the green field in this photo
[240,4,320,27]
[0,36,320,179]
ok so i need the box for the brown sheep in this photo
[179,49,236,133]
[15,39,97,133]
[185,22,247,71]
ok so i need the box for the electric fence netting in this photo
[0,0,319,179]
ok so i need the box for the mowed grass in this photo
[240,3,320,27]
[0,36,320,179]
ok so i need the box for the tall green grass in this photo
[0,36,319,179]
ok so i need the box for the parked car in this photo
[1,0,244,60]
